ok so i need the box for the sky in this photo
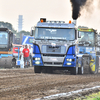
[0,0,100,32]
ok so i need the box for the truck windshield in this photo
[35,27,75,41]
[0,31,8,48]
[78,31,95,46]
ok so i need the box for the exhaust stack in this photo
[73,20,77,26]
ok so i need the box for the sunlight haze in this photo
[0,0,100,32]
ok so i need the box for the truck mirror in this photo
[78,32,81,38]
[30,30,34,36]
[30,27,35,36]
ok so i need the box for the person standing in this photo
[23,45,30,67]
[20,45,24,54]
[29,45,33,66]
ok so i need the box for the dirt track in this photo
[0,68,100,100]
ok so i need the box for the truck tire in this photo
[91,56,99,74]
[78,66,84,75]
[34,66,41,73]
[12,58,16,68]
[71,66,78,75]
[90,67,98,74]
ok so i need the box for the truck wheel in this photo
[12,60,16,68]
[71,66,78,75]
[91,57,99,74]
[90,67,98,74]
[94,68,98,74]
[34,66,41,73]
[12,58,16,68]
[78,66,84,75]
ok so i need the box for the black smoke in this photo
[70,0,87,20]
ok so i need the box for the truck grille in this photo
[47,46,61,53]
[42,45,66,54]
[44,62,62,65]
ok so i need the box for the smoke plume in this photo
[70,0,100,31]
[70,0,87,20]
[70,0,100,19]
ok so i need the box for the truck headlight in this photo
[67,63,71,65]
[67,59,72,62]
[35,61,40,64]
[35,58,40,60]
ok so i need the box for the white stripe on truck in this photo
[22,37,28,45]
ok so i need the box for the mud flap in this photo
[0,57,14,68]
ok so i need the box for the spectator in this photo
[29,45,33,66]
[20,45,24,58]
[20,45,24,54]
[23,45,30,67]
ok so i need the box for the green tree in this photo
[0,21,17,34]
[0,21,35,37]
[17,30,30,38]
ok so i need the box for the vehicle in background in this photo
[0,28,16,68]
[15,38,20,44]
[77,27,100,74]
[12,44,22,58]
[22,35,34,47]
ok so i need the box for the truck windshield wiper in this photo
[79,41,91,46]
[79,41,84,44]
[35,38,44,40]
[79,41,91,44]
[56,39,67,41]
[35,38,68,41]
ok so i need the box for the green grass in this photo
[75,92,100,100]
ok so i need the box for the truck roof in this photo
[36,21,76,28]
[0,28,9,31]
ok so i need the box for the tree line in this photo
[0,21,35,38]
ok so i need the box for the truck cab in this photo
[31,18,78,74]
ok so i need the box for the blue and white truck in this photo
[22,35,34,47]
[77,27,100,74]
[31,18,80,74]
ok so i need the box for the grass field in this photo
[75,92,100,100]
